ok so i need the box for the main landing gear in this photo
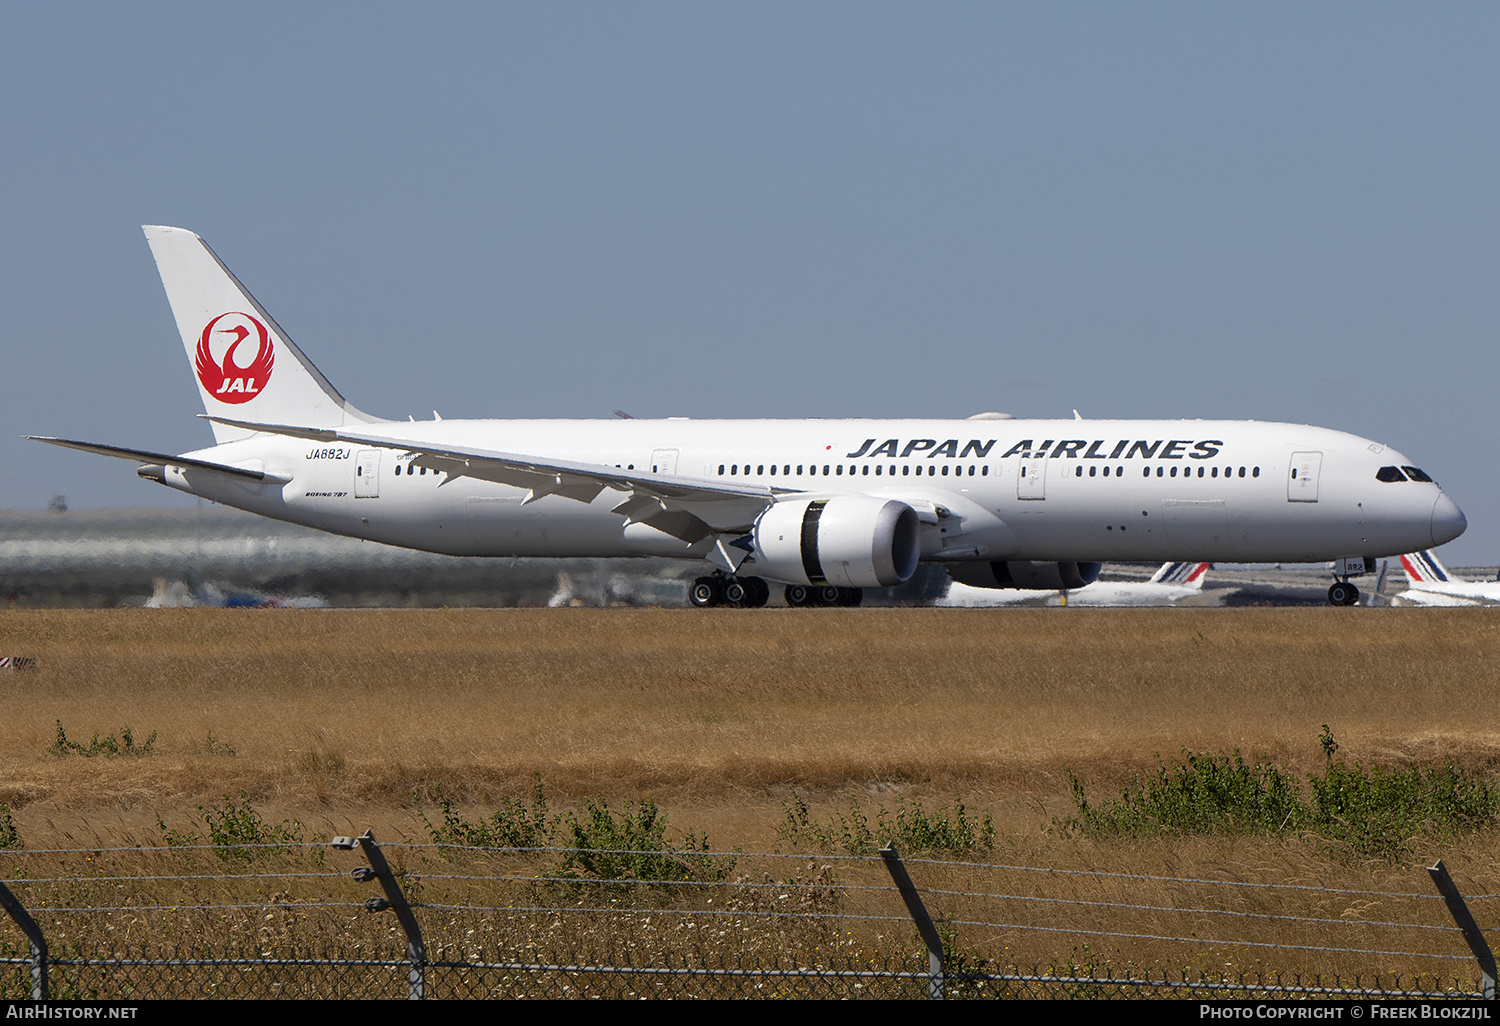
[688,574,863,608]
[689,573,771,608]
[1327,580,1360,606]
[784,583,862,608]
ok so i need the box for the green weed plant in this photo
[50,720,156,758]
[1064,727,1500,859]
[778,793,996,857]
[0,804,20,850]
[157,792,308,863]
[419,775,552,850]
[416,776,734,886]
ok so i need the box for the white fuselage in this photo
[160,417,1464,577]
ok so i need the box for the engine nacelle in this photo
[947,560,1103,591]
[752,497,921,588]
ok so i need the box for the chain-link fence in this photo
[2,835,1494,999]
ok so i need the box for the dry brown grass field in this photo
[3,606,1500,984]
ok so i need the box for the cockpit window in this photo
[1401,466,1433,483]
[1375,466,1405,483]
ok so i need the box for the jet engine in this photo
[946,560,1103,591]
[752,497,921,588]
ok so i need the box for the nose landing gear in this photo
[1327,580,1360,606]
[1327,556,1375,606]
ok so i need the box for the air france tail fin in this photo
[1147,561,1210,588]
[142,226,381,443]
[1400,550,1453,585]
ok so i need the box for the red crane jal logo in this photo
[195,312,274,404]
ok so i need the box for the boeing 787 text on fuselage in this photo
[30,227,1467,607]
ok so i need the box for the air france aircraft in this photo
[940,561,1220,607]
[30,227,1468,608]
[1394,550,1500,606]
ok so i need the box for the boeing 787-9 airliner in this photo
[31,227,1467,608]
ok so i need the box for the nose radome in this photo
[1432,492,1467,547]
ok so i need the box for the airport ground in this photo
[5,505,1490,608]
[2,606,1496,844]
[5,605,1500,980]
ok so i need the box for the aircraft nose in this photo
[1432,491,1467,547]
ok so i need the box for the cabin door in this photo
[651,448,679,475]
[1016,456,1046,499]
[1287,451,1322,502]
[355,450,380,498]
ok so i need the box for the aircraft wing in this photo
[205,416,789,539]
[28,436,277,481]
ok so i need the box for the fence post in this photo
[0,876,47,1000]
[1427,859,1497,999]
[333,831,427,1000]
[878,843,944,999]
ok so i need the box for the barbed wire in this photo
[6,841,1473,899]
[901,854,1460,900]
[914,916,1469,963]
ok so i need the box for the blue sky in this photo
[4,4,1497,562]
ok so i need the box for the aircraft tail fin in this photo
[1147,561,1210,588]
[142,226,381,443]
[1400,550,1454,585]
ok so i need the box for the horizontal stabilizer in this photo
[28,436,273,481]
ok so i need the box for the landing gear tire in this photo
[722,579,748,607]
[785,583,862,608]
[743,577,770,608]
[690,577,722,608]
[1328,581,1360,606]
